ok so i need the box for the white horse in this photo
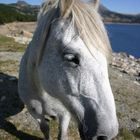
[18,0,118,140]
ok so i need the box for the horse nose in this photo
[97,136,108,140]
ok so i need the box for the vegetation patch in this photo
[118,128,135,140]
[0,35,26,52]
[134,127,140,138]
[0,4,37,24]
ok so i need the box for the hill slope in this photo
[99,5,140,23]
[0,1,140,24]
[0,4,37,24]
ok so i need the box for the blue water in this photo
[106,24,140,58]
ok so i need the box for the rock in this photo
[6,29,33,45]
[136,77,140,82]
[20,30,33,38]
[131,118,138,123]
[13,36,32,44]
[129,55,135,60]
[0,78,4,82]
[134,127,140,138]
[111,52,140,77]
[9,77,17,82]
[0,96,6,102]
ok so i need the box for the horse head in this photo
[29,0,119,139]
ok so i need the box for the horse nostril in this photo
[97,136,108,140]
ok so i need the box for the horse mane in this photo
[35,0,111,65]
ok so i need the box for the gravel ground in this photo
[0,52,140,140]
[0,22,140,140]
[0,52,23,61]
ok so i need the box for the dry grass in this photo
[0,35,26,52]
[0,60,19,77]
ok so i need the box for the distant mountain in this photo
[99,4,110,14]
[99,5,140,23]
[10,1,39,16]
[16,0,29,6]
[0,1,140,24]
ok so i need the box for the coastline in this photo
[104,22,140,25]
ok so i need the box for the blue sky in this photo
[0,0,140,14]
[101,0,140,14]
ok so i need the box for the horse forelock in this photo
[37,0,112,64]
[72,1,112,62]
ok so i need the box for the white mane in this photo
[37,0,112,62]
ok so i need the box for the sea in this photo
[105,24,140,58]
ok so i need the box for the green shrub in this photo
[119,128,135,140]
[0,4,37,24]
[134,127,140,138]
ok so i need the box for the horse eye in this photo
[63,53,80,66]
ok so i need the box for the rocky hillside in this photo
[112,53,140,77]
[109,54,140,140]
[10,1,39,16]
[99,5,140,23]
[0,1,140,24]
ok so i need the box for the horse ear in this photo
[93,0,100,10]
[59,0,74,18]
